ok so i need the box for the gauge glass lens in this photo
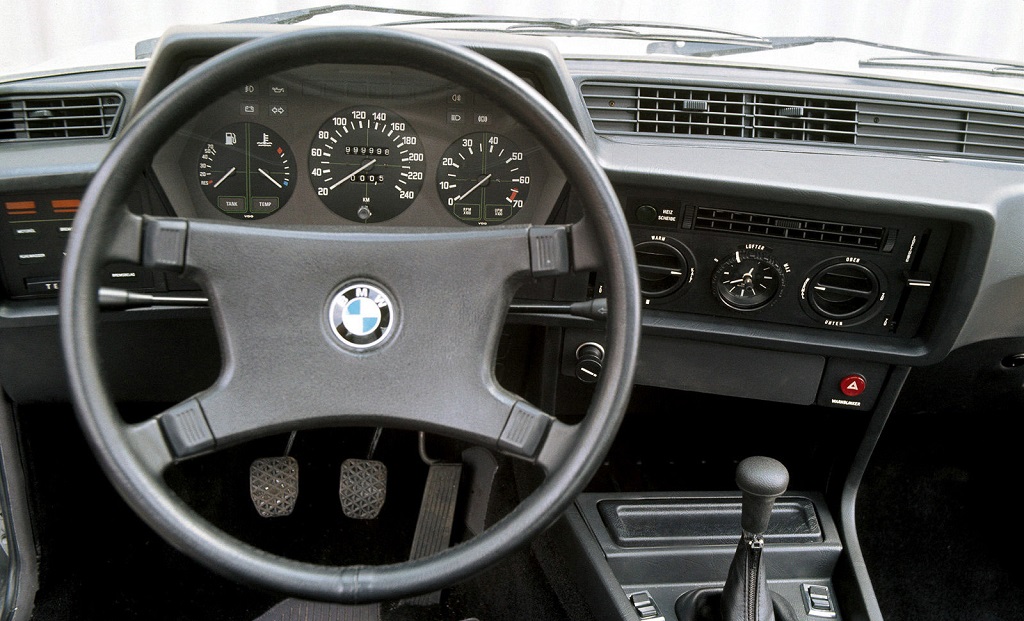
[198,122,295,219]
[308,106,425,222]
[436,132,531,226]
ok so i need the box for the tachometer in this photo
[198,122,295,219]
[308,106,425,222]
[435,132,531,226]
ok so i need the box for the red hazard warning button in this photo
[840,374,867,397]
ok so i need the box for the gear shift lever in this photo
[721,456,789,621]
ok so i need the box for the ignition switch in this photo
[575,342,605,383]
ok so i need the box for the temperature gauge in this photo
[198,122,295,219]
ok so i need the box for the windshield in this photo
[3,1,1023,92]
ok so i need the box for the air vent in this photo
[581,81,1024,161]
[635,241,689,297]
[0,93,123,142]
[806,262,880,320]
[753,95,856,143]
[694,208,887,251]
[858,103,1024,160]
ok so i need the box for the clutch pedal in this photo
[249,432,300,518]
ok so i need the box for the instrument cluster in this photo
[157,64,558,227]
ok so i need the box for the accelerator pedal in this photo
[404,456,463,606]
[250,432,299,518]
[253,599,380,621]
[339,428,388,520]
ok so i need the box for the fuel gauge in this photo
[198,122,295,219]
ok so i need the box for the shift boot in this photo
[721,533,775,621]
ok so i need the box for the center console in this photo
[563,483,846,621]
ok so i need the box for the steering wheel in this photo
[60,27,640,603]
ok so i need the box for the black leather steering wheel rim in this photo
[60,27,640,603]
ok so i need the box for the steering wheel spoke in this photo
[136,216,568,452]
[124,417,177,475]
[531,418,579,475]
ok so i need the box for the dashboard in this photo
[1,26,1022,410]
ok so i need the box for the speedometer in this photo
[308,106,425,222]
[436,132,531,226]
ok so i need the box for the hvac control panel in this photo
[609,188,951,338]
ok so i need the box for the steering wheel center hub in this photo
[327,282,395,349]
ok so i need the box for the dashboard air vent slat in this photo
[0,94,123,142]
[753,95,856,143]
[581,81,1024,162]
[694,208,886,251]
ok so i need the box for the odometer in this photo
[308,106,425,222]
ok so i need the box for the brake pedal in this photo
[339,428,388,520]
[250,432,299,518]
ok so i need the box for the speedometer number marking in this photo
[309,106,425,222]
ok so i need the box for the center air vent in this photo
[636,241,689,297]
[694,207,888,251]
[0,93,123,142]
[581,81,1024,162]
[805,262,880,320]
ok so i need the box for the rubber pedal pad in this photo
[253,599,380,621]
[404,462,463,606]
[339,458,388,520]
[249,456,299,518]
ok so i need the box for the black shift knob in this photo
[736,456,789,535]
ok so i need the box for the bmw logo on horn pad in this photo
[327,282,395,350]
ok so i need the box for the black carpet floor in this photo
[16,407,569,621]
[857,405,1024,621]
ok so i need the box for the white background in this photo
[2,0,1023,76]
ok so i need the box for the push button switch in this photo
[801,583,837,618]
[629,591,665,621]
[815,359,888,410]
[839,374,866,397]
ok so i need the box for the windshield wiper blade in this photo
[249,5,770,45]
[860,54,1024,78]
[647,36,987,59]
[500,19,770,46]
[261,3,472,25]
[324,10,771,46]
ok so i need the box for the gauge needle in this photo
[212,167,237,188]
[454,173,492,202]
[330,159,377,190]
[258,168,282,188]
